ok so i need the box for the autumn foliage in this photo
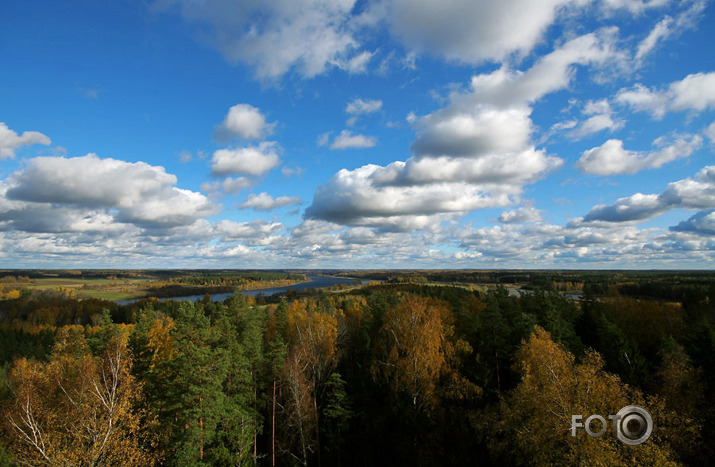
[1,274,714,466]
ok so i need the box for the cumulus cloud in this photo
[671,210,715,235]
[159,0,362,80]
[380,0,574,64]
[2,154,218,230]
[582,193,665,223]
[705,121,715,143]
[576,134,702,175]
[616,72,715,118]
[274,218,455,265]
[239,192,302,211]
[201,176,253,195]
[581,165,715,223]
[496,206,544,224]
[217,219,284,238]
[0,122,51,159]
[157,0,679,85]
[345,98,382,126]
[371,151,561,186]
[306,31,616,228]
[410,30,618,155]
[411,105,534,158]
[304,164,515,227]
[567,99,624,139]
[453,218,673,267]
[346,98,383,115]
[215,104,275,141]
[330,130,377,150]
[210,142,281,176]
[215,219,288,246]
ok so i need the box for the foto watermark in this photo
[571,405,653,445]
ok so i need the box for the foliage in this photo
[3,328,156,466]
[2,271,715,465]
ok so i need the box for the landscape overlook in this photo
[2,0,715,465]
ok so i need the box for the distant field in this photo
[0,270,311,302]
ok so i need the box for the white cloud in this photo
[346,98,383,115]
[671,210,715,235]
[338,50,375,73]
[372,151,561,186]
[496,206,544,224]
[210,142,281,176]
[635,0,705,63]
[345,98,382,126]
[452,219,672,267]
[411,104,534,157]
[282,166,305,178]
[567,99,624,139]
[581,193,665,223]
[304,164,515,227]
[161,0,362,80]
[0,122,51,159]
[601,0,671,15]
[669,72,715,112]
[178,150,193,163]
[216,219,288,246]
[616,72,715,118]
[635,16,673,62]
[239,192,302,211]
[201,176,253,195]
[380,0,574,64]
[576,135,702,175]
[581,165,715,223]
[218,176,252,194]
[330,130,377,150]
[7,154,174,207]
[306,32,615,229]
[2,154,218,230]
[705,121,715,143]
[410,30,619,154]
[215,103,275,141]
[217,219,284,238]
[317,132,331,147]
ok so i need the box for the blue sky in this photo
[1,0,715,269]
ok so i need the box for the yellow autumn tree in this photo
[284,299,339,464]
[286,299,339,391]
[373,296,447,411]
[146,315,177,371]
[487,326,684,466]
[4,327,156,466]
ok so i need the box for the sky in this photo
[1,0,715,269]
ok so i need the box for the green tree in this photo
[322,372,353,466]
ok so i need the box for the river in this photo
[114,275,363,306]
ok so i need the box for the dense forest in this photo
[0,271,714,465]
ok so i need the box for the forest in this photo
[0,270,714,466]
